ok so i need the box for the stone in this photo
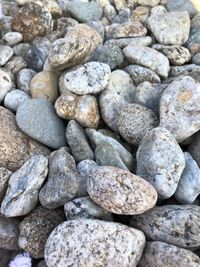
[0,106,50,171]
[130,205,200,249]
[117,103,159,146]
[39,147,80,209]
[0,16,13,37]
[192,52,200,65]
[166,0,197,18]
[137,0,160,6]
[45,219,145,267]
[112,8,131,24]
[186,30,200,55]
[104,4,117,23]
[131,6,149,24]
[64,196,113,221]
[150,5,167,15]
[65,2,103,22]
[138,241,200,267]
[13,43,31,58]
[0,45,13,66]
[63,62,111,95]
[18,206,64,258]
[41,0,62,18]
[105,36,152,48]
[16,98,66,149]
[12,2,53,42]
[3,55,27,75]
[0,167,12,202]
[86,20,105,39]
[123,46,170,78]
[37,261,47,267]
[88,166,157,214]
[1,155,48,217]
[160,76,200,142]
[137,127,185,200]
[4,89,31,112]
[188,132,200,167]
[17,68,37,94]
[30,71,59,103]
[55,91,100,128]
[148,11,190,45]
[125,65,161,85]
[174,152,200,204]
[3,32,23,46]
[113,0,126,11]
[66,120,94,163]
[99,70,135,132]
[169,64,200,77]
[0,69,12,103]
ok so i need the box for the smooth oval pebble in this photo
[3,32,23,46]
[4,89,31,112]
[45,219,146,267]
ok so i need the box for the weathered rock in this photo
[0,69,12,103]
[150,5,167,15]
[131,6,149,23]
[166,0,197,18]
[86,20,105,39]
[3,55,27,75]
[4,89,31,112]
[1,155,48,217]
[169,64,200,77]
[0,167,12,203]
[192,52,200,65]
[18,206,65,258]
[45,219,145,267]
[138,0,160,7]
[0,45,13,66]
[3,32,23,46]
[105,36,152,48]
[17,68,36,94]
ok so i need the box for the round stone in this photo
[0,69,12,103]
[4,89,31,112]
[0,45,13,66]
[3,32,23,46]
[17,68,37,94]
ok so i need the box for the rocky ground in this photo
[1,0,200,266]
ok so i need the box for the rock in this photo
[130,205,200,249]
[88,166,157,214]
[0,45,13,66]
[65,2,103,22]
[3,32,23,46]
[55,91,100,128]
[37,261,47,267]
[41,0,62,18]
[131,6,149,24]
[125,65,161,86]
[169,64,200,77]
[1,155,48,217]
[174,152,200,204]
[30,71,59,103]
[99,70,135,132]
[112,8,131,24]
[0,214,20,250]
[0,69,12,103]
[16,98,66,149]
[3,55,27,75]
[45,219,145,267]
[104,4,117,23]
[137,0,160,6]
[105,36,152,48]
[17,68,36,94]
[86,20,105,39]
[138,241,200,267]
[39,147,80,209]
[0,249,17,267]
[0,106,50,171]
[13,43,31,58]
[0,168,12,202]
[4,89,31,112]
[64,196,113,221]
[192,52,200,65]
[123,46,170,78]
[12,2,53,42]
[148,11,190,45]
[150,5,167,15]
[166,0,197,18]
[66,120,94,163]
[186,29,200,55]
[188,132,200,167]
[137,127,185,200]
[117,103,159,146]
[63,62,111,95]
[18,206,64,258]
[160,76,200,142]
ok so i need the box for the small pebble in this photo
[4,89,31,112]
[3,32,23,46]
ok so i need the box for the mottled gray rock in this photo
[125,65,161,85]
[138,241,200,267]
[192,52,200,65]
[123,46,170,78]
[0,168,12,202]
[0,45,13,66]
[45,219,145,267]
[18,206,64,259]
[16,98,66,149]
[3,55,27,75]
[112,8,131,24]
[39,147,80,209]
[148,11,190,45]
[88,166,157,214]
[0,69,12,103]
[188,132,200,167]
[166,0,197,18]
[13,43,31,58]
[105,36,152,48]
[138,0,160,6]
[0,248,17,267]
[160,76,200,142]
[4,89,31,112]
[137,127,185,200]
[150,5,167,15]
[64,196,113,221]
[3,32,23,46]
[1,155,48,217]
[86,20,104,39]
[130,205,200,249]
[170,64,200,77]
[17,68,36,94]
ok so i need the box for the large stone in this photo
[0,69,12,103]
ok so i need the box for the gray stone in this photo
[150,5,167,15]
[105,36,152,48]
[4,89,31,112]
[39,147,80,209]
[13,43,31,58]
[130,205,200,249]
[192,53,200,65]
[137,127,185,200]
[3,55,27,75]
[45,219,145,267]
[86,20,104,39]
[138,0,160,6]
[1,155,48,217]
[3,32,23,46]
[170,64,200,77]
[166,0,197,18]
[186,29,200,55]
[112,8,131,24]
[0,45,13,66]
[0,168,12,202]
[188,132,200,168]
[17,68,36,94]
[0,69,12,103]
[37,261,47,267]
[16,98,66,149]
[0,248,17,267]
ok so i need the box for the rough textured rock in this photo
[4,89,31,112]
[18,206,65,259]
[1,155,48,217]
[0,69,12,103]
[39,147,80,209]
[0,45,13,66]
[3,32,23,46]
[137,127,185,200]
[0,167,12,202]
[45,219,145,267]
[166,0,197,18]
[17,68,36,94]
[87,166,157,214]
[130,205,200,249]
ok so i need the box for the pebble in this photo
[132,6,149,24]
[123,46,170,78]
[137,0,160,6]
[166,0,197,18]
[0,167,12,202]
[16,98,66,149]
[112,8,130,24]
[17,68,37,94]
[39,147,80,209]
[105,36,152,48]
[188,132,200,167]
[160,76,200,142]
[4,89,31,112]
[0,69,12,103]
[150,5,167,15]
[3,55,27,75]
[3,32,23,46]
[137,127,185,200]
[86,20,105,39]
[45,219,146,267]
[130,205,200,248]
[1,155,48,217]
[18,206,64,258]
[148,11,190,45]
[0,45,13,66]
[192,52,200,65]
[170,64,200,77]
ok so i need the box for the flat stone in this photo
[3,32,23,46]
[166,0,197,18]
[0,69,12,103]
[16,98,66,149]
[17,68,37,94]
[4,89,31,112]
[0,45,13,66]
[105,36,152,48]
[1,155,48,217]
[138,0,160,6]
[45,219,145,267]
[0,167,12,202]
